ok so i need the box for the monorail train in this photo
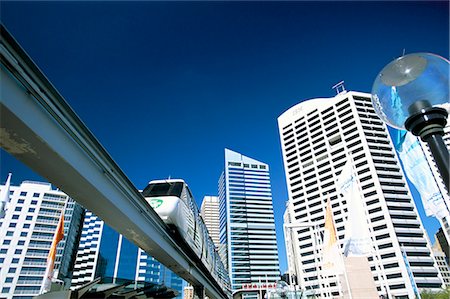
[142,179,231,293]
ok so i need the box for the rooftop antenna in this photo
[402,48,406,56]
[332,80,346,95]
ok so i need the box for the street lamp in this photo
[371,52,450,192]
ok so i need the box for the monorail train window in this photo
[142,182,183,198]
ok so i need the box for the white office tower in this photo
[0,180,84,298]
[218,149,280,294]
[201,196,220,249]
[278,91,445,298]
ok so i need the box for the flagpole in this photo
[0,173,12,219]
[39,198,66,294]
[312,225,323,298]
[259,277,262,299]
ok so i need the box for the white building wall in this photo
[278,91,444,298]
[0,181,82,298]
[433,250,450,287]
[71,210,103,288]
[200,196,220,249]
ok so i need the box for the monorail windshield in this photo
[142,182,183,198]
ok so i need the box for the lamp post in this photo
[284,221,320,298]
[371,53,450,192]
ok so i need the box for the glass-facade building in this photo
[0,180,84,299]
[278,91,445,298]
[219,149,280,293]
[71,211,184,298]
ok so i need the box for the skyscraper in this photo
[278,91,444,298]
[200,196,220,249]
[0,180,84,298]
[219,149,280,294]
[71,211,184,298]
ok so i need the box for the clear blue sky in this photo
[1,1,448,274]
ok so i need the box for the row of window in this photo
[228,162,267,169]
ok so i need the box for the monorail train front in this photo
[141,179,185,229]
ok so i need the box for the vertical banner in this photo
[40,211,65,294]
[337,160,372,256]
[397,131,447,219]
[322,198,344,275]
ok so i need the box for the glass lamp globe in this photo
[371,53,449,129]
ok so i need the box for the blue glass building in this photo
[219,149,281,293]
[71,211,184,298]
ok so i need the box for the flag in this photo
[396,130,447,219]
[0,173,12,219]
[322,197,344,275]
[402,248,421,299]
[40,211,65,294]
[337,160,372,257]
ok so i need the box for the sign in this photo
[148,198,163,209]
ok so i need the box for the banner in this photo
[40,211,65,294]
[322,198,344,275]
[337,160,372,257]
[397,131,447,219]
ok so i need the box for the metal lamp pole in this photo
[404,100,449,193]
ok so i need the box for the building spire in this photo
[332,80,346,95]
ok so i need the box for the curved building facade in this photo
[278,91,444,298]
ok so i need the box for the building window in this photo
[31,200,38,205]
[6,231,13,237]
[26,216,32,220]
[14,249,22,254]
[20,232,27,237]
[18,199,25,204]
[33,193,40,198]
[2,287,10,293]
[9,223,16,228]
[251,164,258,168]
[8,267,16,273]
[3,240,11,245]
[20,192,27,196]
[14,207,22,212]
[23,224,30,229]
[228,162,241,167]
[17,240,25,246]
[11,258,19,264]
[12,214,19,220]
[5,277,13,283]
[28,208,35,213]
[0,249,7,254]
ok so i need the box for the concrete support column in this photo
[194,285,205,299]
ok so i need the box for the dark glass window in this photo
[117,237,139,280]
[142,182,183,198]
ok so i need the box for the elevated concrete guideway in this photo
[0,26,228,299]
